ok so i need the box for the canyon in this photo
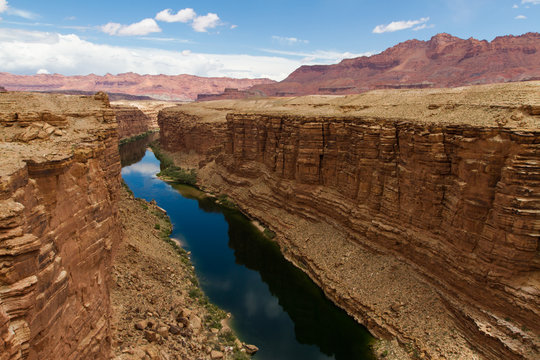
[0,73,275,101]
[0,92,121,359]
[0,80,538,359]
[0,91,250,360]
[158,82,540,359]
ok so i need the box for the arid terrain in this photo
[158,81,540,360]
[0,73,275,101]
[202,32,540,100]
[0,91,249,360]
[1,62,538,360]
[112,187,253,360]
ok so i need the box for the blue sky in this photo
[0,0,538,80]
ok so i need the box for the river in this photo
[120,141,375,360]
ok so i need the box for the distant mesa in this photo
[197,87,266,101]
[0,72,275,101]
[0,86,6,92]
[203,32,540,100]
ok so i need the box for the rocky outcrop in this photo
[113,105,154,140]
[0,72,275,101]
[158,82,540,359]
[243,32,540,97]
[0,92,121,359]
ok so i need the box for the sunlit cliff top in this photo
[163,81,540,129]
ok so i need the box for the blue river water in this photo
[120,146,374,360]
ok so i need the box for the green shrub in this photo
[149,141,198,185]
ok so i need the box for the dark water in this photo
[120,145,375,360]
[119,132,159,167]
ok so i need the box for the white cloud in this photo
[272,35,309,45]
[515,14,527,19]
[7,8,37,19]
[36,68,50,74]
[0,28,305,80]
[373,17,430,34]
[0,1,38,19]
[260,48,373,63]
[522,0,540,4]
[155,8,196,23]
[192,13,220,32]
[413,23,435,31]
[230,24,238,29]
[101,18,161,36]
[139,36,190,43]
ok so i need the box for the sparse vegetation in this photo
[119,130,158,145]
[263,228,276,239]
[149,141,198,185]
[217,194,237,209]
[121,179,134,196]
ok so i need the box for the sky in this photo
[0,0,538,80]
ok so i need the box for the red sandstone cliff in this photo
[0,92,121,359]
[247,32,540,97]
[158,82,540,359]
[0,72,275,101]
[113,105,158,140]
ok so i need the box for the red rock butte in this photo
[242,32,540,97]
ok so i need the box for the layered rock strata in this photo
[158,82,540,359]
[113,105,154,140]
[112,100,180,140]
[0,92,121,359]
[204,32,540,100]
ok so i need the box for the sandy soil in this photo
[163,81,540,129]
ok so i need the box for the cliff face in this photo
[158,82,540,359]
[159,107,227,160]
[0,92,121,359]
[112,100,179,140]
[113,105,154,139]
[247,32,540,97]
[0,72,275,101]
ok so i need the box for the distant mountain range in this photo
[247,32,540,97]
[0,72,275,101]
[1,33,538,101]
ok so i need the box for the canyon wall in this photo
[158,82,540,359]
[113,105,155,139]
[0,92,121,359]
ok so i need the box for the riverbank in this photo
[160,146,483,359]
[111,185,254,360]
[119,130,160,145]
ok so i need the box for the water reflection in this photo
[173,184,375,360]
[119,132,159,167]
[122,149,375,360]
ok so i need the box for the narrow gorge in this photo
[1,81,538,360]
[158,82,540,360]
